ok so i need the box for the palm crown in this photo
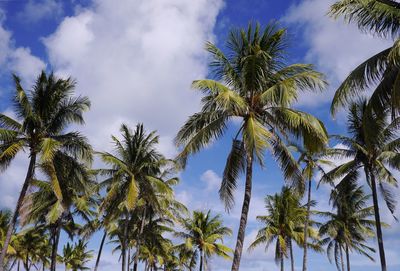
[329,0,400,116]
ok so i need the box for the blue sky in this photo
[0,0,399,270]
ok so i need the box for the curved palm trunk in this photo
[50,220,62,271]
[133,208,147,271]
[231,153,253,271]
[290,239,294,271]
[302,178,312,271]
[0,153,37,271]
[94,230,107,271]
[369,173,387,271]
[345,244,350,271]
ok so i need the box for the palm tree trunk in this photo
[122,215,129,271]
[50,219,62,271]
[340,246,345,271]
[302,177,312,271]
[17,261,20,271]
[127,248,131,271]
[94,230,107,271]
[231,152,253,271]
[290,239,294,271]
[369,172,387,271]
[0,153,37,271]
[24,254,29,271]
[199,249,203,271]
[133,208,146,271]
[345,244,350,271]
[280,253,284,271]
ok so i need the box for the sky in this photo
[0,0,399,270]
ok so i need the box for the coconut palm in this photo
[319,171,376,271]
[12,227,50,271]
[175,210,232,271]
[0,71,92,270]
[329,0,400,116]
[291,144,333,271]
[98,123,175,271]
[60,240,93,271]
[175,22,328,271]
[322,99,400,271]
[22,151,97,271]
[0,210,17,261]
[249,187,320,271]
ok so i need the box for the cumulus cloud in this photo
[283,0,392,108]
[44,0,224,157]
[0,21,45,88]
[17,0,64,23]
[201,169,222,191]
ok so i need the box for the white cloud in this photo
[0,153,29,209]
[0,16,45,88]
[283,0,392,108]
[17,0,64,23]
[201,169,222,191]
[44,0,224,157]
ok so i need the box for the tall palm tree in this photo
[329,0,400,117]
[322,99,400,271]
[319,171,376,271]
[291,144,333,271]
[0,71,92,270]
[176,210,232,271]
[175,22,328,271]
[249,187,320,271]
[23,151,97,271]
[98,123,173,271]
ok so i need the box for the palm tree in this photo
[0,210,16,261]
[249,187,320,271]
[175,22,328,271]
[98,123,174,271]
[0,71,92,270]
[322,99,400,271]
[175,210,232,271]
[329,0,400,117]
[319,171,376,271]
[23,151,97,271]
[12,227,50,271]
[291,144,333,271]
[61,240,93,271]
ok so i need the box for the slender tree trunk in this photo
[24,254,29,271]
[17,261,20,271]
[302,177,312,271]
[369,172,387,271]
[199,249,203,271]
[50,220,62,271]
[345,244,350,271]
[290,239,294,271]
[0,153,37,271]
[340,246,345,271]
[127,248,131,271]
[122,219,128,271]
[133,208,147,271]
[94,230,107,271]
[280,253,284,271]
[231,153,253,271]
